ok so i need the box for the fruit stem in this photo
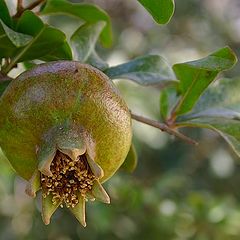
[130,112,198,145]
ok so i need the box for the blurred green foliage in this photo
[1,0,240,239]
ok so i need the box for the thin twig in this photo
[14,0,46,18]
[131,112,198,145]
[17,0,24,12]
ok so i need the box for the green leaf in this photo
[16,10,44,35]
[138,0,175,24]
[40,41,72,62]
[2,11,71,72]
[23,61,36,70]
[179,119,240,158]
[160,87,179,121]
[0,20,33,47]
[70,21,107,64]
[0,0,12,27]
[178,77,240,121]
[160,90,169,121]
[0,24,16,58]
[104,55,177,86]
[85,50,108,71]
[173,46,237,116]
[41,0,112,47]
[197,78,240,111]
[16,11,72,62]
[0,80,11,97]
[121,144,137,173]
[70,21,108,70]
[176,78,240,157]
[10,26,68,63]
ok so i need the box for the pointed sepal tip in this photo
[92,180,110,204]
[42,194,60,225]
[70,194,87,227]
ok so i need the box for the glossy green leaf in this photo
[104,55,177,86]
[138,0,175,24]
[16,10,44,35]
[0,80,11,97]
[173,46,237,116]
[70,21,106,63]
[121,144,137,173]
[0,27,16,58]
[0,0,12,26]
[176,78,240,157]
[16,11,72,62]
[2,11,71,72]
[10,26,68,63]
[41,0,112,47]
[0,20,32,47]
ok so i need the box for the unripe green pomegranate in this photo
[0,61,132,226]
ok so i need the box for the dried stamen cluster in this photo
[41,151,96,208]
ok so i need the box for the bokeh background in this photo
[1,0,240,239]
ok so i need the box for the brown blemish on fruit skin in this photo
[0,61,132,182]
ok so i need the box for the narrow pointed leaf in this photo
[70,194,86,227]
[138,0,175,24]
[104,55,177,86]
[173,46,237,116]
[121,144,137,173]
[41,0,112,47]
